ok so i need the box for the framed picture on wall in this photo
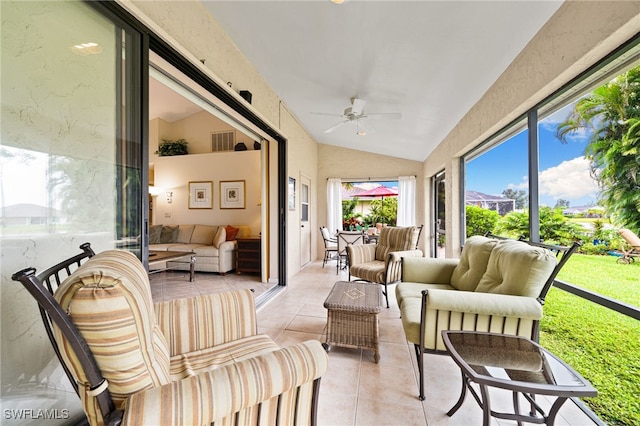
[288,177,296,210]
[188,181,213,209]
[220,180,246,209]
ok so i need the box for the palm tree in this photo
[556,65,640,231]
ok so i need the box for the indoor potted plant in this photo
[156,138,189,156]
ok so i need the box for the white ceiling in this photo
[159,1,563,161]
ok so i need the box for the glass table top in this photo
[443,332,593,391]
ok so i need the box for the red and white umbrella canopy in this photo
[357,185,398,198]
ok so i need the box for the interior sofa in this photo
[149,224,250,274]
[396,234,579,400]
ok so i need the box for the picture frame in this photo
[188,181,213,209]
[220,180,246,209]
[288,177,296,211]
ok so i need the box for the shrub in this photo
[465,205,499,237]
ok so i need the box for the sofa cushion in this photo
[450,235,497,292]
[160,225,179,243]
[192,225,217,245]
[225,225,240,241]
[177,225,195,243]
[149,225,162,244]
[192,245,220,257]
[475,240,557,297]
[213,226,226,248]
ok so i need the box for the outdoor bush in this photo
[496,206,584,244]
[366,197,397,226]
[465,205,499,237]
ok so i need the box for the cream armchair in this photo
[396,235,579,400]
[347,226,423,308]
[12,245,327,426]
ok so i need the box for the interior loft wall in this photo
[150,112,258,156]
[153,150,261,235]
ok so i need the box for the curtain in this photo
[397,176,416,226]
[327,178,342,234]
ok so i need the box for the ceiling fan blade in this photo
[324,119,349,133]
[351,98,366,116]
[364,112,402,120]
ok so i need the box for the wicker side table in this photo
[323,281,383,363]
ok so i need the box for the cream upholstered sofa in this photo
[13,247,327,425]
[149,224,250,274]
[396,235,579,400]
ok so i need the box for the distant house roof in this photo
[3,203,60,217]
[466,190,513,202]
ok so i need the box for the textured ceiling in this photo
[153,1,563,161]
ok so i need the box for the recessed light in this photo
[331,0,348,4]
[71,42,102,56]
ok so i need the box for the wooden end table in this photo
[148,250,196,282]
[323,281,383,363]
[442,331,597,426]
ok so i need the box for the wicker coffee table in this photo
[323,281,383,363]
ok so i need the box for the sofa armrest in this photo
[154,289,257,356]
[425,289,543,319]
[347,244,377,266]
[401,256,458,284]
[218,240,236,252]
[385,249,423,283]
[122,340,328,426]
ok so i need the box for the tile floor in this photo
[149,262,599,426]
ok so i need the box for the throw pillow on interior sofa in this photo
[225,225,239,241]
[149,225,162,244]
[160,225,179,243]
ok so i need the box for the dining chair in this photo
[320,226,338,268]
[336,230,365,274]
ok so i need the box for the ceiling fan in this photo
[312,97,401,135]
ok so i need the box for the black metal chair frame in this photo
[11,243,123,426]
[336,230,365,274]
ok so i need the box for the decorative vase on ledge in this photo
[156,139,189,156]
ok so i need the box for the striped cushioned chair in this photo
[347,226,423,308]
[12,246,327,426]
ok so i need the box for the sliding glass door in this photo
[0,1,143,422]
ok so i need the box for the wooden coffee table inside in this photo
[442,331,597,426]
[148,250,196,282]
[323,280,383,363]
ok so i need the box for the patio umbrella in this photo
[357,185,398,200]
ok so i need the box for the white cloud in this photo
[539,157,599,200]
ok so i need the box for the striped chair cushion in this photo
[375,226,418,261]
[54,250,171,425]
[169,334,279,380]
[154,290,258,356]
[123,340,328,425]
[349,260,386,283]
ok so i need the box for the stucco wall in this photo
[423,1,640,257]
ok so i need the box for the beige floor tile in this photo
[152,262,601,426]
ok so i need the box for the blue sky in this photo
[466,103,599,208]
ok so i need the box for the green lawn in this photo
[540,254,639,425]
